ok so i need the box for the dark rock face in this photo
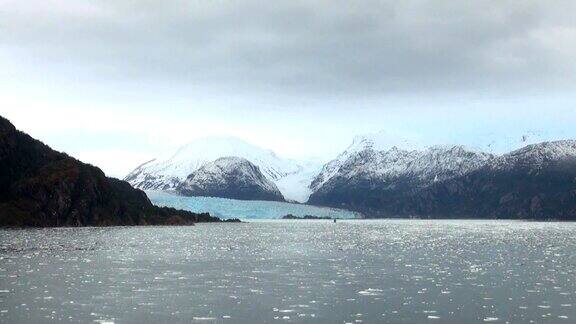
[309,141,576,220]
[0,116,222,227]
[177,157,285,201]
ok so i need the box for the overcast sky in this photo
[1,0,576,177]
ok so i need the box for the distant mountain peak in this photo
[177,157,284,201]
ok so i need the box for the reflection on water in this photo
[1,220,575,323]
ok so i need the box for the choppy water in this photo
[1,220,575,323]
[146,191,360,219]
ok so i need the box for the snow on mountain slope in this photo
[309,133,425,192]
[309,136,371,192]
[124,136,318,202]
[309,129,562,193]
[380,140,576,219]
[408,145,494,183]
[313,144,493,193]
[177,157,284,201]
[307,144,495,209]
[456,130,563,154]
[490,140,576,171]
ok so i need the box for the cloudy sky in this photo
[1,0,576,177]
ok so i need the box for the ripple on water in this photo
[1,220,576,323]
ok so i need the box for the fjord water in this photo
[146,191,360,219]
[1,220,575,323]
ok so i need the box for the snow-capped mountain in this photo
[309,140,576,219]
[124,136,320,202]
[401,140,576,219]
[177,157,284,201]
[309,136,370,193]
[490,140,576,171]
[309,133,492,193]
[308,134,403,192]
[308,143,493,207]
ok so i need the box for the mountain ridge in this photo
[308,144,494,210]
[309,140,576,220]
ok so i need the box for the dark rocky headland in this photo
[0,115,238,227]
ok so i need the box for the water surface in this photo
[1,220,575,323]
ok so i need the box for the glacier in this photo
[146,191,361,219]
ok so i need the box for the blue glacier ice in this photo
[146,191,361,219]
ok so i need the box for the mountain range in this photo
[125,134,576,220]
[308,138,576,220]
[124,136,321,202]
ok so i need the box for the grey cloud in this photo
[1,0,575,96]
